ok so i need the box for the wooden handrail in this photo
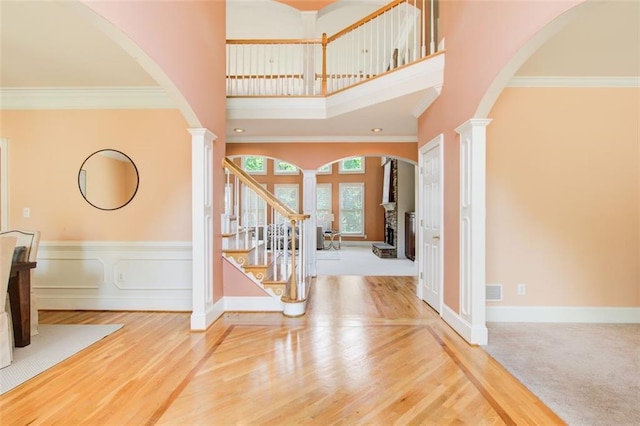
[227,38,322,45]
[327,0,405,43]
[227,74,304,80]
[226,0,435,97]
[223,158,309,221]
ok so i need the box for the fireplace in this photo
[386,226,394,246]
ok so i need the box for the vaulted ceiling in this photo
[1,0,638,142]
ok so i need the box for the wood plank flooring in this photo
[0,276,564,425]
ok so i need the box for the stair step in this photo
[242,245,276,282]
[262,279,287,297]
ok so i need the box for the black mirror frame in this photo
[78,149,140,211]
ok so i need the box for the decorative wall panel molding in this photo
[35,241,192,311]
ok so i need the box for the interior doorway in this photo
[418,135,443,314]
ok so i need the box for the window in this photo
[274,184,299,212]
[242,156,266,174]
[241,184,266,227]
[274,160,299,175]
[317,164,332,174]
[339,183,364,235]
[316,183,332,230]
[339,156,365,174]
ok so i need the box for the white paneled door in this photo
[419,136,443,313]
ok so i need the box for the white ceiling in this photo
[1,0,638,142]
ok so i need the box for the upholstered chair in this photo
[0,230,41,336]
[1,236,17,368]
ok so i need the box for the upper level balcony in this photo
[226,0,444,143]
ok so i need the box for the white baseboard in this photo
[442,305,488,345]
[191,298,225,331]
[486,306,640,323]
[38,296,191,311]
[224,296,283,312]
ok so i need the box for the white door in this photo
[419,136,443,313]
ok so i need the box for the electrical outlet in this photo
[517,283,526,296]
[23,207,30,218]
[119,272,125,281]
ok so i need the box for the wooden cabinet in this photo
[405,211,415,261]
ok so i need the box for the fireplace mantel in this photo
[381,202,396,212]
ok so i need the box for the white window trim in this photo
[242,156,266,175]
[339,182,365,236]
[274,160,299,175]
[338,156,365,174]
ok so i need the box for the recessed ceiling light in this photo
[371,128,383,133]
[233,128,245,133]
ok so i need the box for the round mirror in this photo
[78,149,139,211]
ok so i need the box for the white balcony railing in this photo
[227,0,438,97]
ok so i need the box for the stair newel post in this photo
[288,218,298,301]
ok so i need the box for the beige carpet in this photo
[0,324,123,394]
[483,323,640,426]
[316,245,417,276]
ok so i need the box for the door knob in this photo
[432,235,440,240]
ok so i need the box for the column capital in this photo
[454,118,492,135]
[188,128,217,143]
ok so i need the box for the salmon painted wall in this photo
[223,258,270,297]
[82,1,228,301]
[0,109,191,241]
[487,87,639,307]
[417,0,584,312]
[226,142,418,169]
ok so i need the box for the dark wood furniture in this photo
[8,261,36,347]
[405,212,415,261]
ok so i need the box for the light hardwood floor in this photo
[0,277,564,425]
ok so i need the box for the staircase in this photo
[222,158,311,316]
[222,229,287,297]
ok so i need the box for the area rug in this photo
[482,323,640,426]
[0,324,123,394]
[317,250,340,260]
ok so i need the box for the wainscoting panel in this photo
[35,241,192,311]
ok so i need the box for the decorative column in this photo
[302,170,318,277]
[454,118,491,345]
[188,128,216,330]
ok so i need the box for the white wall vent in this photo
[486,284,503,301]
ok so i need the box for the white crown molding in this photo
[0,86,176,110]
[507,76,640,88]
[226,135,418,143]
[411,85,442,118]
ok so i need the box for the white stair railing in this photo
[226,0,438,97]
[223,158,310,305]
